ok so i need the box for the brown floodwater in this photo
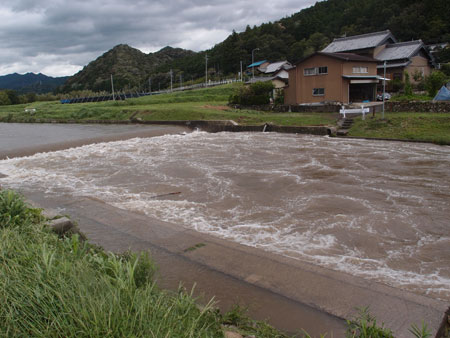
[1,128,449,302]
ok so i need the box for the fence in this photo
[60,79,240,104]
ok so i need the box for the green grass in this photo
[0,189,294,337]
[390,94,433,101]
[0,84,336,127]
[348,112,450,145]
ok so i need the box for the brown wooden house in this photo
[284,52,381,105]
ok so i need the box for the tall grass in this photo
[0,190,297,337]
[0,190,223,337]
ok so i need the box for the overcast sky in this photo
[0,0,317,77]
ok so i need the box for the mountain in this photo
[0,73,68,94]
[62,44,195,92]
[62,0,450,92]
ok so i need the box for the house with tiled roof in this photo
[322,30,435,84]
[375,40,435,83]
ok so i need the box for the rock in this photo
[42,208,61,220]
[224,331,243,338]
[0,172,7,178]
[48,217,74,235]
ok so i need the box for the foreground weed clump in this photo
[0,190,224,337]
[346,307,394,337]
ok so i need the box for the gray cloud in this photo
[0,0,316,76]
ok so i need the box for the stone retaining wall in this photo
[232,101,450,113]
[386,101,450,113]
[229,104,341,113]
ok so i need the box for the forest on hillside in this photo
[155,0,449,78]
[64,0,450,92]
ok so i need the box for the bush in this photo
[0,190,42,228]
[391,79,404,92]
[229,81,274,105]
[424,71,448,97]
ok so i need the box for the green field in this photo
[348,112,450,145]
[0,84,336,127]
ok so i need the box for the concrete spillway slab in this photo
[28,194,449,337]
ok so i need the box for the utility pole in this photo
[240,61,243,82]
[149,77,152,95]
[111,74,115,101]
[382,61,386,119]
[170,69,173,92]
[205,54,208,86]
[180,74,182,88]
[251,48,260,82]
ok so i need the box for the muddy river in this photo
[1,126,449,301]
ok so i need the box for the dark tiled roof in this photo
[322,30,396,53]
[375,40,425,61]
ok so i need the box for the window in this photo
[304,67,316,76]
[304,66,328,76]
[353,66,368,73]
[313,88,325,96]
[318,66,328,74]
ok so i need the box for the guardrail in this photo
[339,105,370,119]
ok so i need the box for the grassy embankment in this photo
[0,189,289,337]
[0,83,335,127]
[348,112,450,145]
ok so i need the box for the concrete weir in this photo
[137,119,337,136]
[28,193,449,337]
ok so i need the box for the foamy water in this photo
[1,131,449,300]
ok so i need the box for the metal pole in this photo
[149,77,152,95]
[382,61,386,119]
[206,56,209,86]
[170,69,173,92]
[180,74,182,89]
[111,74,115,101]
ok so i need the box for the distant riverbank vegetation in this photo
[0,89,117,106]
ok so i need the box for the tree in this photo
[0,91,11,105]
[424,71,448,97]
[306,32,330,52]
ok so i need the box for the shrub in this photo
[346,307,394,338]
[0,190,42,228]
[424,71,448,97]
[391,79,404,92]
[229,81,274,105]
[404,71,413,96]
